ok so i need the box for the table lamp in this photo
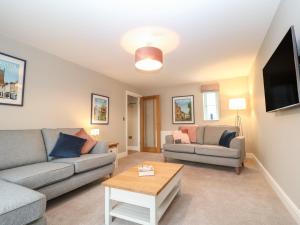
[229,98,246,135]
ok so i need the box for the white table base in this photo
[105,170,182,225]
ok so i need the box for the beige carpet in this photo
[46,152,296,225]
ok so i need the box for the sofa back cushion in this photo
[42,128,80,160]
[0,130,47,170]
[196,126,205,144]
[203,125,239,145]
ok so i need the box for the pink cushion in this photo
[172,130,190,144]
[180,126,197,143]
[172,130,182,141]
[74,128,97,154]
[181,133,191,144]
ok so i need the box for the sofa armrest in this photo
[90,141,108,154]
[165,135,174,144]
[230,136,245,161]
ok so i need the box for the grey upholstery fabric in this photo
[203,125,239,145]
[0,162,74,189]
[52,152,116,173]
[196,126,205,144]
[0,180,46,225]
[163,125,244,169]
[164,150,242,167]
[165,135,174,144]
[163,144,196,154]
[90,141,109,154]
[38,164,114,200]
[41,128,80,160]
[195,145,240,158]
[230,136,245,161]
[28,217,47,225]
[0,130,47,170]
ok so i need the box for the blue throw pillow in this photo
[218,130,228,146]
[49,132,86,158]
[219,130,236,148]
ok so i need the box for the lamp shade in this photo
[229,98,246,110]
[90,128,100,136]
[135,46,163,71]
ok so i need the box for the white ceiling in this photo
[0,0,280,88]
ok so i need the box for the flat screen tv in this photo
[263,26,300,112]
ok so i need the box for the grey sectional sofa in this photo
[0,128,116,225]
[163,125,245,174]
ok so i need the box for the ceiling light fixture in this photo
[135,46,163,71]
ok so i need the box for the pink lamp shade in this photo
[135,46,163,71]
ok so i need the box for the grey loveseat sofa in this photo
[163,125,245,174]
[0,128,116,225]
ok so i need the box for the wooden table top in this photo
[103,161,184,196]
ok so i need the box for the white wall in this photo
[0,34,139,153]
[248,0,300,211]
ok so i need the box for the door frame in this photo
[140,95,161,153]
[125,90,142,155]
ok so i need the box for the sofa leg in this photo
[235,167,241,175]
[242,162,245,167]
[163,156,167,162]
[109,173,113,178]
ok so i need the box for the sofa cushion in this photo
[179,126,198,143]
[219,130,237,148]
[42,128,80,160]
[0,130,47,170]
[51,152,116,173]
[74,128,97,154]
[195,145,240,158]
[90,141,109,154]
[0,179,46,225]
[49,133,86,158]
[163,144,195,154]
[203,125,239,145]
[196,126,205,144]
[0,162,74,189]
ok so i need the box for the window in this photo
[203,91,220,121]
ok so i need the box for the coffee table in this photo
[103,161,184,225]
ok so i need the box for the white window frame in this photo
[203,91,220,121]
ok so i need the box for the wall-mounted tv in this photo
[263,26,300,112]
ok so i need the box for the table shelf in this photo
[111,203,150,225]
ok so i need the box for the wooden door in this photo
[140,95,161,153]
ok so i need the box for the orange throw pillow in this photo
[74,128,97,154]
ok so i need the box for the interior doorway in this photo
[126,91,142,155]
[140,95,161,153]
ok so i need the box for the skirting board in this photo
[127,146,140,151]
[117,152,127,159]
[247,153,300,224]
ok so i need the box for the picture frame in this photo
[91,93,109,125]
[172,95,195,124]
[0,52,26,106]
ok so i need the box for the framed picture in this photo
[172,95,195,124]
[91,93,109,124]
[0,52,26,106]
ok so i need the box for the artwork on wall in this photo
[91,93,109,124]
[172,95,194,124]
[0,52,26,106]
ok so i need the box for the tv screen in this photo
[263,26,300,112]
